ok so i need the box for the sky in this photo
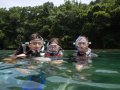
[0,0,94,9]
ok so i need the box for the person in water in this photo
[74,36,98,71]
[45,38,63,58]
[12,33,44,59]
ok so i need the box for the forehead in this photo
[50,41,58,45]
[77,37,88,42]
[30,39,43,43]
[49,44,57,47]
[49,44,59,48]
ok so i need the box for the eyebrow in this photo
[78,42,87,44]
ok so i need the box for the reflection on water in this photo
[46,76,120,89]
[0,50,120,90]
[95,69,119,74]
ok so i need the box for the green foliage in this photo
[0,30,5,39]
[93,11,111,26]
[0,0,120,49]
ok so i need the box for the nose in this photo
[34,43,41,49]
[78,44,85,50]
[36,43,41,47]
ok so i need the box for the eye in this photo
[78,42,86,45]
[31,42,41,45]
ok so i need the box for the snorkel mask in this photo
[29,34,44,46]
[75,36,91,51]
[48,43,60,52]
[75,36,89,46]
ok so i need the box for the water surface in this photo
[0,50,120,90]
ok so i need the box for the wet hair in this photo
[29,33,43,41]
[77,36,89,42]
[75,36,89,46]
[49,38,60,45]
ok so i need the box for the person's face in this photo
[48,42,60,52]
[29,39,43,51]
[76,39,89,52]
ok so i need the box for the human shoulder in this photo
[86,48,98,58]
[90,52,98,58]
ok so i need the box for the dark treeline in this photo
[0,0,120,49]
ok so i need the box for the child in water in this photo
[44,38,65,65]
[45,38,63,58]
[12,33,44,59]
[74,36,98,71]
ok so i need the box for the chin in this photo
[80,49,86,52]
[35,48,40,51]
[79,48,84,51]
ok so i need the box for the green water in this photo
[0,50,120,90]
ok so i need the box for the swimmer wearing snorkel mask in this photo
[74,36,98,71]
[45,38,63,58]
[12,33,45,59]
